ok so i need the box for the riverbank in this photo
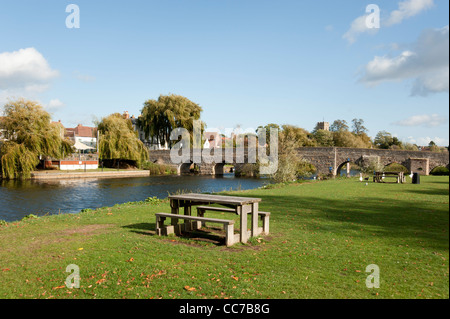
[29,169,151,180]
[0,176,448,299]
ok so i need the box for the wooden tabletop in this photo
[168,193,261,205]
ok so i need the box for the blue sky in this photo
[0,0,448,145]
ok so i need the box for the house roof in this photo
[66,124,97,138]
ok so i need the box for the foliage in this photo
[430,166,449,176]
[145,196,163,204]
[312,129,334,147]
[236,163,259,177]
[256,123,280,148]
[21,214,39,221]
[330,119,349,132]
[384,163,409,173]
[141,161,177,175]
[332,130,372,148]
[271,127,316,182]
[402,142,419,151]
[98,113,149,167]
[351,118,368,135]
[139,94,204,148]
[374,131,402,149]
[0,99,73,179]
[280,124,316,147]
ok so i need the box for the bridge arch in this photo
[336,160,360,177]
[213,163,225,175]
[178,162,200,174]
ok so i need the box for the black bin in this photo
[412,173,420,184]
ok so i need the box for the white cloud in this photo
[407,136,448,146]
[0,47,59,90]
[360,26,449,96]
[393,114,448,127]
[385,0,434,26]
[343,0,434,44]
[343,13,379,44]
[46,99,65,112]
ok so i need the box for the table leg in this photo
[251,202,259,237]
[170,200,181,233]
[240,205,252,243]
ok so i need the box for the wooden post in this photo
[262,214,270,235]
[225,224,235,247]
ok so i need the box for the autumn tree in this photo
[0,98,73,179]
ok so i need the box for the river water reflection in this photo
[0,174,270,222]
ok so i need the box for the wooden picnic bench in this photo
[373,171,405,184]
[155,213,239,246]
[155,193,269,246]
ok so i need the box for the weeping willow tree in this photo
[0,99,73,179]
[97,113,148,167]
[139,94,204,148]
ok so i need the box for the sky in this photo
[0,0,448,145]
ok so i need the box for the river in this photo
[0,174,270,222]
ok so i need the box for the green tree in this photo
[312,129,334,146]
[98,113,149,167]
[139,94,203,148]
[330,120,349,132]
[375,131,393,149]
[351,118,368,135]
[0,99,73,179]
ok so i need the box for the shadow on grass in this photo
[406,188,449,196]
[258,193,449,251]
[122,222,226,246]
[122,223,156,236]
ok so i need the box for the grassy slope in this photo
[0,176,448,299]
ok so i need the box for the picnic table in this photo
[155,193,269,246]
[373,171,405,183]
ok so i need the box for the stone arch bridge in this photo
[148,147,449,176]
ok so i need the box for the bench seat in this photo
[196,206,237,214]
[155,213,238,246]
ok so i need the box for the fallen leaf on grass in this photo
[184,286,196,291]
[53,285,66,290]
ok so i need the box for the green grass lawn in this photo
[0,176,448,299]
